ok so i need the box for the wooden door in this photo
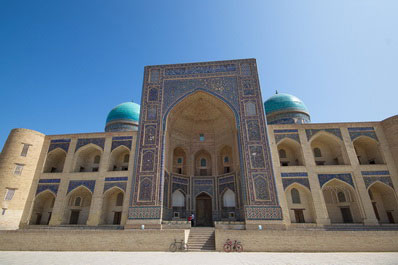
[294,209,305,223]
[340,207,353,223]
[113,211,122,225]
[196,193,212,226]
[69,210,80,224]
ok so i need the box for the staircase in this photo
[188,227,215,251]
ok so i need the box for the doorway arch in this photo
[195,192,213,226]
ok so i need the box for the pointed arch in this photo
[108,145,130,171]
[73,143,103,172]
[277,137,305,166]
[353,136,384,165]
[310,131,348,166]
[43,148,67,173]
[101,187,125,225]
[30,190,56,225]
[368,181,398,223]
[63,185,93,225]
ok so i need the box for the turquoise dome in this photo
[106,102,140,124]
[264,93,309,115]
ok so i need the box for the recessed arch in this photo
[108,145,130,171]
[101,187,125,225]
[368,182,398,223]
[63,186,93,225]
[310,132,349,166]
[73,144,103,172]
[277,137,305,166]
[29,190,56,225]
[43,148,67,173]
[353,136,384,165]
[285,183,316,223]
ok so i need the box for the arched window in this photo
[338,192,346,203]
[291,188,301,204]
[224,156,229,163]
[123,154,129,163]
[116,192,124,206]
[74,197,82,206]
[200,158,207,167]
[279,149,287,159]
[223,189,236,207]
[313,148,322,158]
[172,190,185,207]
[94,155,101,164]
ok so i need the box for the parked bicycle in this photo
[169,239,189,252]
[223,238,243,252]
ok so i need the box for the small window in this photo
[14,164,24,176]
[113,165,117,171]
[121,166,128,171]
[94,155,101,164]
[279,149,287,159]
[200,158,207,167]
[281,162,289,167]
[123,154,129,163]
[74,197,82,206]
[313,148,322,158]
[50,167,57,173]
[116,192,124,206]
[79,166,85,172]
[173,212,180,218]
[199,134,205,141]
[21,143,31,157]
[291,188,301,204]
[224,156,229,163]
[224,167,230,174]
[4,188,16,201]
[338,192,346,203]
[177,168,182,174]
[315,161,325,166]
[177,157,183,164]
[228,212,235,218]
[369,159,376,165]
[92,167,98,172]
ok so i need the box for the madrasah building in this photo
[0,58,398,251]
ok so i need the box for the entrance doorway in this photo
[69,210,80,224]
[340,207,353,223]
[196,193,212,226]
[113,211,122,225]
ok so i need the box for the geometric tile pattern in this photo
[128,206,162,219]
[282,178,310,190]
[274,133,300,144]
[363,176,394,189]
[318,173,354,188]
[348,127,378,141]
[104,182,127,193]
[67,180,96,194]
[245,206,283,220]
[105,177,128,182]
[111,137,132,151]
[75,138,105,152]
[281,172,308,177]
[38,179,61,183]
[36,184,59,195]
[361,171,390,176]
[48,139,71,153]
[306,128,342,141]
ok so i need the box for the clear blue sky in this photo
[1,0,397,150]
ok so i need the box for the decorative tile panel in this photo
[48,139,71,153]
[249,146,265,168]
[245,206,283,220]
[363,176,394,189]
[144,125,156,145]
[105,177,128,182]
[318,174,354,188]
[247,120,261,141]
[75,138,105,152]
[38,179,61,183]
[138,177,153,201]
[253,175,269,200]
[282,178,310,190]
[274,129,298,133]
[36,184,59,195]
[164,64,236,76]
[128,206,161,219]
[281,172,308,177]
[67,180,96,194]
[361,171,390,176]
[274,133,300,144]
[306,128,342,141]
[111,139,132,151]
[141,150,155,171]
[104,182,127,193]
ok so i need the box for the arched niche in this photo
[322,179,362,223]
[101,187,124,225]
[43,148,67,173]
[171,190,186,219]
[277,138,304,166]
[194,150,212,176]
[63,186,92,225]
[172,147,187,175]
[353,136,384,165]
[74,144,102,172]
[29,191,56,225]
[164,91,239,178]
[368,182,398,223]
[310,132,349,166]
[285,184,316,223]
[218,145,233,175]
[108,145,130,171]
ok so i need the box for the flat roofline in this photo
[144,58,256,68]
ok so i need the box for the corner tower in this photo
[127,59,283,228]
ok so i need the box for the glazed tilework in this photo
[282,178,310,190]
[105,177,128,182]
[218,175,234,184]
[361,171,390,176]
[75,138,105,152]
[131,59,281,221]
[36,184,59,195]
[363,176,394,189]
[348,127,378,141]
[247,120,261,141]
[267,113,310,125]
[318,174,354,188]
[48,139,70,153]
[274,129,298,133]
[274,133,300,144]
[38,179,61,183]
[128,206,161,219]
[245,206,283,220]
[172,176,189,185]
[281,172,308,177]
[253,176,270,200]
[138,177,152,201]
[306,128,342,141]
[67,180,96,194]
[111,139,132,151]
[104,182,127,193]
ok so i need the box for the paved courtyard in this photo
[0,252,398,265]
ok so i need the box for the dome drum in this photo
[105,102,140,132]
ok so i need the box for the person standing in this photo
[191,213,195,227]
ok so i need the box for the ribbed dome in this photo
[264,93,309,115]
[106,102,140,124]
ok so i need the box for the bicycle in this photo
[223,238,243,252]
[169,239,189,252]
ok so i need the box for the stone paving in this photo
[1,252,398,265]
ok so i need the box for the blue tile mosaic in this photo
[139,177,152,201]
[349,131,378,141]
[363,176,394,189]
[274,133,300,144]
[67,180,96,194]
[361,171,390,176]
[253,175,270,200]
[75,138,105,152]
[112,136,133,140]
[128,206,161,219]
[36,184,59,195]
[218,175,234,184]
[48,142,70,153]
[348,127,375,131]
[274,129,298,133]
[245,206,283,220]
[318,174,354,188]
[194,179,213,185]
[165,64,236,76]
[282,178,310,190]
[38,179,61,184]
[111,139,132,151]
[219,182,235,194]
[172,176,189,185]
[306,128,342,141]
[104,182,127,193]
[281,172,308,178]
[105,177,128,182]
[50,139,71,143]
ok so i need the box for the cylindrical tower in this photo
[0,128,45,229]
